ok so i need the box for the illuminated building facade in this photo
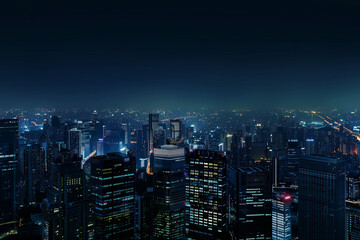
[41,152,89,240]
[185,149,227,239]
[0,119,18,234]
[228,166,272,239]
[153,145,185,239]
[272,193,292,240]
[347,174,360,200]
[298,155,345,240]
[346,200,360,240]
[90,152,136,240]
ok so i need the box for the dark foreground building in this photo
[90,152,136,240]
[41,152,89,240]
[298,155,345,240]
[228,166,272,239]
[346,200,360,240]
[0,119,18,234]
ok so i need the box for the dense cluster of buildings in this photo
[0,109,359,239]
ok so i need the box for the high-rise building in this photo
[23,144,46,203]
[170,119,182,141]
[47,115,65,145]
[185,149,227,239]
[298,155,345,240]
[0,119,18,234]
[69,128,82,158]
[41,151,89,240]
[96,138,104,156]
[135,166,154,240]
[142,114,160,173]
[102,134,123,154]
[273,152,286,187]
[130,129,145,159]
[121,123,130,146]
[206,130,223,152]
[186,127,194,143]
[244,135,252,165]
[153,145,185,239]
[278,139,302,187]
[148,114,159,153]
[228,166,272,239]
[347,174,360,200]
[346,200,360,240]
[305,138,315,155]
[272,193,292,240]
[89,119,103,152]
[80,128,91,159]
[230,130,245,168]
[273,126,288,151]
[225,134,233,152]
[90,152,136,240]
[153,127,166,148]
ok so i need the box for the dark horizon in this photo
[2,1,360,109]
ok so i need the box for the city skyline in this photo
[1,1,360,239]
[0,107,358,239]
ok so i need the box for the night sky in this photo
[2,1,360,110]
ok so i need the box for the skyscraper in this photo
[153,127,167,148]
[346,200,360,240]
[305,138,315,155]
[298,155,345,240]
[41,151,89,240]
[230,130,245,168]
[228,166,272,239]
[278,139,302,187]
[121,122,130,145]
[90,152,136,240]
[347,174,360,200]
[69,128,82,158]
[143,114,160,173]
[130,129,145,159]
[272,193,292,240]
[23,144,46,203]
[170,119,182,142]
[148,114,159,153]
[153,145,185,239]
[185,149,227,239]
[0,119,19,234]
[138,170,154,240]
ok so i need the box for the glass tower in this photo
[346,200,360,240]
[185,149,227,239]
[0,119,18,234]
[90,152,136,240]
[153,145,185,239]
[41,152,89,240]
[272,193,292,240]
[228,166,272,239]
[298,155,345,240]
